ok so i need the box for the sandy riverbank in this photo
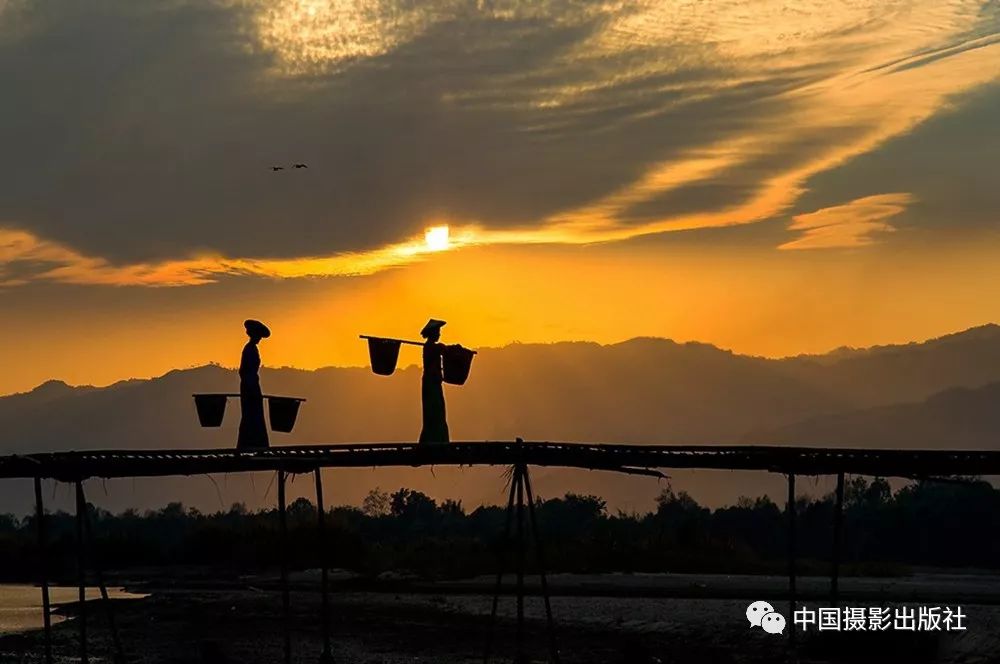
[1,574,997,663]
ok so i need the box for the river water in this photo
[0,584,145,634]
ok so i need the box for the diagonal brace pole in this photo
[523,466,560,664]
[80,489,126,664]
[484,466,518,664]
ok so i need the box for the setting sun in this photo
[424,225,450,251]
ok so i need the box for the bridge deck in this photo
[2,441,999,481]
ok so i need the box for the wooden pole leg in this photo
[787,473,797,645]
[315,468,334,664]
[515,464,526,664]
[831,471,845,604]
[75,480,89,664]
[34,477,53,664]
[484,467,518,664]
[523,466,560,663]
[80,492,126,664]
[278,470,291,664]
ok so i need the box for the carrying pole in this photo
[359,335,478,354]
[359,335,425,347]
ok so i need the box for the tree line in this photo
[2,476,999,582]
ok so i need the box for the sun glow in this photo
[424,225,450,252]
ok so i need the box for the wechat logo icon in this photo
[747,600,786,635]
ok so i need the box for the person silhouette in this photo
[418,319,450,445]
[238,319,270,449]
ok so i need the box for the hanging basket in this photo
[268,397,304,433]
[367,337,402,376]
[442,345,475,385]
[193,394,228,427]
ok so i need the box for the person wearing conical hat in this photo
[238,319,270,449]
[418,319,450,444]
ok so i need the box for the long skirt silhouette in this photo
[419,342,450,444]
[238,343,269,449]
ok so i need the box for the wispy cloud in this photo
[0,0,997,285]
[0,226,485,287]
[778,193,913,250]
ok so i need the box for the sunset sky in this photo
[1,0,999,395]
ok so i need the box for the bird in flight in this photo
[271,166,284,171]
[293,163,308,169]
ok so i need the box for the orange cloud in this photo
[2,1,998,287]
[376,2,1000,249]
[0,225,492,287]
[778,193,913,250]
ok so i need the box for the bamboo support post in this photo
[34,477,53,664]
[787,473,797,644]
[75,480,88,664]
[315,468,334,663]
[515,465,526,663]
[831,471,845,603]
[523,468,559,663]
[279,470,291,664]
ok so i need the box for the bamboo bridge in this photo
[5,440,1000,664]
[4,440,1000,481]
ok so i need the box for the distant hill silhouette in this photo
[778,324,1000,407]
[2,325,999,515]
[750,381,1000,449]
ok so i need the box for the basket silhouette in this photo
[192,393,306,432]
[442,345,475,385]
[193,394,228,427]
[367,337,402,376]
[268,397,302,433]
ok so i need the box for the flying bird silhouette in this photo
[293,163,308,169]
[271,166,284,171]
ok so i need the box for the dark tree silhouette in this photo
[5,478,1000,582]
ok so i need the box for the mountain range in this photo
[2,325,999,515]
